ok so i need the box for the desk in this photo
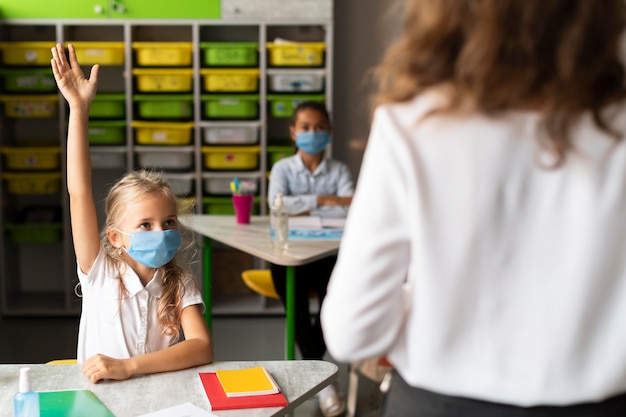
[180,215,341,360]
[0,360,338,417]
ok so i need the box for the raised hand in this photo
[50,43,99,110]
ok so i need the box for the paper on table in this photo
[288,216,346,229]
[137,402,217,417]
[288,216,322,229]
[321,217,346,229]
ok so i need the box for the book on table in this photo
[198,366,288,411]
[38,390,114,417]
[216,366,279,397]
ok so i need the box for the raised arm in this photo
[51,43,101,273]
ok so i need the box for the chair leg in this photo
[346,364,359,417]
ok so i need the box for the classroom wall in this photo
[332,0,404,181]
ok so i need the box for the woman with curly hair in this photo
[322,1,626,415]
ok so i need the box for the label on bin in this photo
[152,132,168,142]
[85,49,105,56]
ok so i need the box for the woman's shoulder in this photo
[374,88,448,124]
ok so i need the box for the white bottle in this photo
[13,367,39,417]
[270,193,288,249]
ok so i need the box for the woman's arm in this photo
[51,43,101,274]
[81,304,214,382]
[321,107,412,361]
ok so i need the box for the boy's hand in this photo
[50,43,99,110]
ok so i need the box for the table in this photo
[0,360,338,417]
[180,215,341,360]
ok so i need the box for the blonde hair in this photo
[101,169,196,342]
[373,0,626,166]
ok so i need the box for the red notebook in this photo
[198,372,288,411]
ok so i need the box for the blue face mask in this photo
[117,229,182,268]
[295,131,330,155]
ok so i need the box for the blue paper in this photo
[287,229,343,240]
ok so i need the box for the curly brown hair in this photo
[373,0,626,166]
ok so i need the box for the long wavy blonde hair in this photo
[373,0,626,166]
[101,169,196,342]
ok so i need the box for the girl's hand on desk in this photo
[82,354,132,383]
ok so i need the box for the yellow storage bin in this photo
[133,42,193,66]
[133,69,194,92]
[0,95,58,118]
[200,69,259,92]
[202,146,260,170]
[133,121,194,145]
[68,42,125,65]
[2,172,61,194]
[0,42,56,65]
[1,147,60,170]
[267,42,326,67]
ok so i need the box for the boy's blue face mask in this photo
[296,131,330,155]
[117,229,181,268]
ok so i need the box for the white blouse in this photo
[76,246,203,363]
[322,91,626,406]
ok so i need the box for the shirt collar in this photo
[121,267,164,298]
[295,153,329,176]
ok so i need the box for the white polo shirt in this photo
[76,246,203,363]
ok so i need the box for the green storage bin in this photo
[202,94,259,119]
[135,94,193,119]
[267,94,326,118]
[6,207,62,244]
[267,145,294,167]
[0,68,55,92]
[201,42,259,67]
[202,196,260,215]
[90,94,126,118]
[88,121,126,145]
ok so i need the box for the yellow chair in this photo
[46,359,78,364]
[241,269,279,299]
[242,269,382,416]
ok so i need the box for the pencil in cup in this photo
[231,178,256,223]
[230,177,256,195]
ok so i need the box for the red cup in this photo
[232,194,254,224]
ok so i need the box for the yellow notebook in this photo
[215,366,280,397]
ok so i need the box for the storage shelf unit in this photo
[0,8,333,316]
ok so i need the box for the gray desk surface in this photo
[180,215,340,266]
[0,360,338,417]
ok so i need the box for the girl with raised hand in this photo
[51,43,213,383]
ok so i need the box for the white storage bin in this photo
[164,173,194,196]
[204,176,258,195]
[268,72,324,92]
[137,151,193,170]
[203,125,258,145]
[90,152,126,169]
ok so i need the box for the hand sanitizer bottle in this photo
[270,193,288,249]
[14,367,39,417]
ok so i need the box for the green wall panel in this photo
[0,0,221,19]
